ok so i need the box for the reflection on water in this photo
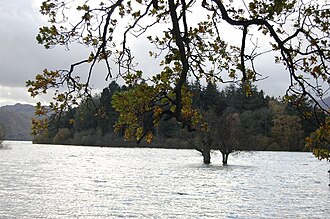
[0,141,329,218]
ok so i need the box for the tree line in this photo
[34,81,322,164]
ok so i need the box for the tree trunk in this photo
[202,149,211,164]
[222,152,229,165]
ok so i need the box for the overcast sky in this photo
[0,0,290,107]
[0,0,58,106]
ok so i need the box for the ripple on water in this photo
[0,141,329,218]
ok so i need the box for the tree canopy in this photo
[27,0,330,160]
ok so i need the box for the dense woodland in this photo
[35,81,322,163]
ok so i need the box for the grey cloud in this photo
[0,1,94,91]
[0,0,291,106]
[0,1,45,88]
[0,1,92,106]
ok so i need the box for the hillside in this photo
[0,104,35,140]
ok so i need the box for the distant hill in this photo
[0,103,35,141]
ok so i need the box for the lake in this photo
[0,141,329,218]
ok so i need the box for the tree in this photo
[306,117,330,161]
[75,103,98,131]
[222,84,268,113]
[271,114,304,151]
[194,108,247,165]
[52,128,72,144]
[215,111,246,165]
[28,0,330,159]
[240,107,272,150]
[0,126,5,146]
[285,95,329,160]
[98,81,121,134]
[269,100,305,151]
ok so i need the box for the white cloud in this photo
[0,85,51,106]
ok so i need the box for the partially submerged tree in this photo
[203,109,247,165]
[0,127,5,146]
[185,130,213,164]
[188,107,248,165]
[28,0,330,160]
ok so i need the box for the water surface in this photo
[0,141,329,218]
